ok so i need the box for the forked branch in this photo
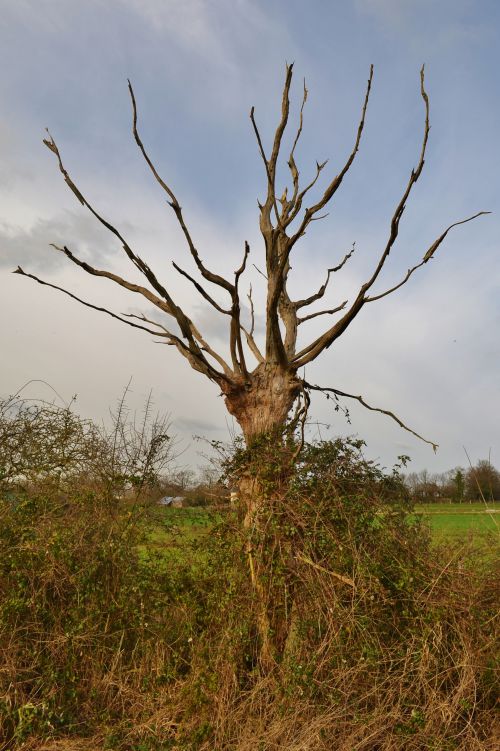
[128,80,235,296]
[288,65,373,248]
[293,68,489,368]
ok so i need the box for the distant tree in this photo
[451,468,466,503]
[465,460,500,502]
[405,469,443,503]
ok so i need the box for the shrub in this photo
[0,422,497,750]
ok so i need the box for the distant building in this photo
[159,496,184,508]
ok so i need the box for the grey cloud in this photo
[0,120,33,189]
[175,416,224,435]
[193,303,265,343]
[0,164,32,191]
[0,211,134,272]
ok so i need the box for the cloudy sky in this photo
[1,0,499,474]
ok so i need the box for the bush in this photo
[0,481,207,746]
[172,438,498,750]
[0,421,497,750]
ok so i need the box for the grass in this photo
[416,501,500,513]
[147,502,500,545]
[416,501,499,542]
[139,506,223,564]
[141,502,500,572]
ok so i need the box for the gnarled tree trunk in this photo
[222,364,301,444]
[222,364,302,670]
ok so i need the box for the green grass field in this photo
[415,502,500,542]
[144,502,500,557]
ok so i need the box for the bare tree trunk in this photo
[221,363,300,445]
[222,364,301,671]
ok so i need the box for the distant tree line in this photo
[405,460,500,503]
[156,465,229,507]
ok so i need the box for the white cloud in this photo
[0,211,135,271]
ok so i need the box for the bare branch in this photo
[239,283,264,363]
[366,212,490,303]
[290,79,308,161]
[250,107,287,230]
[268,63,294,180]
[253,263,268,281]
[284,158,328,227]
[241,325,265,364]
[230,242,251,377]
[125,310,233,378]
[284,78,308,221]
[295,244,355,311]
[250,106,272,187]
[128,80,235,296]
[189,322,234,378]
[234,241,250,283]
[329,242,357,274]
[355,66,430,293]
[248,284,256,337]
[288,65,373,245]
[43,131,174,307]
[13,266,167,338]
[127,80,177,205]
[172,261,231,315]
[305,381,438,451]
[51,243,173,316]
[14,266,230,383]
[123,311,171,332]
[298,300,347,324]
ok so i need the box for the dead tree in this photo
[15,65,486,452]
[14,65,487,666]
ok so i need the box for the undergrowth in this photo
[0,400,498,750]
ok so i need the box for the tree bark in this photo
[221,364,301,670]
[221,363,300,445]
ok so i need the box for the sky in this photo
[1,0,499,476]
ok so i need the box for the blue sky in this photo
[1,0,499,474]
